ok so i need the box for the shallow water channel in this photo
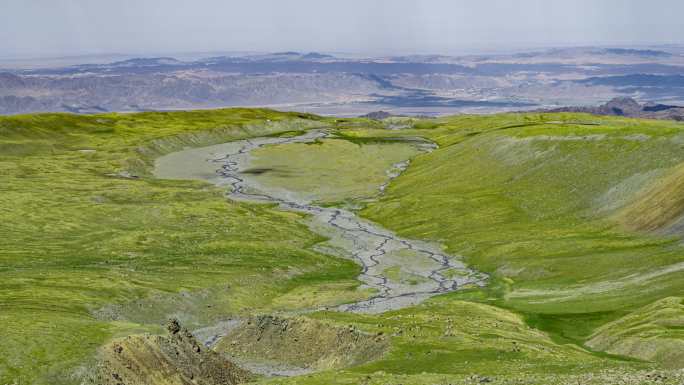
[154,129,487,315]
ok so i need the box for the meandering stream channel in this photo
[155,128,487,315]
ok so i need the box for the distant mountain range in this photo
[1,46,684,116]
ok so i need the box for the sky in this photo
[2,0,684,58]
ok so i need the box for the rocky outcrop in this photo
[214,316,389,373]
[598,97,643,116]
[546,97,684,121]
[83,319,252,385]
[361,110,395,120]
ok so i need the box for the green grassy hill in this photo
[2,110,684,384]
[355,113,684,365]
[0,110,362,384]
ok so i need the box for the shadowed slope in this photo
[615,162,684,235]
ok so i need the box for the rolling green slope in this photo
[0,110,363,384]
[587,296,684,368]
[354,113,684,366]
[3,110,684,384]
[233,113,684,384]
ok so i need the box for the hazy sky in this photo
[2,0,684,58]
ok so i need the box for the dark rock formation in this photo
[361,111,395,120]
[545,97,684,121]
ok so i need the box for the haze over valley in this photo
[3,46,684,116]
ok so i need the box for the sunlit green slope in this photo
[353,113,684,366]
[0,110,362,384]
